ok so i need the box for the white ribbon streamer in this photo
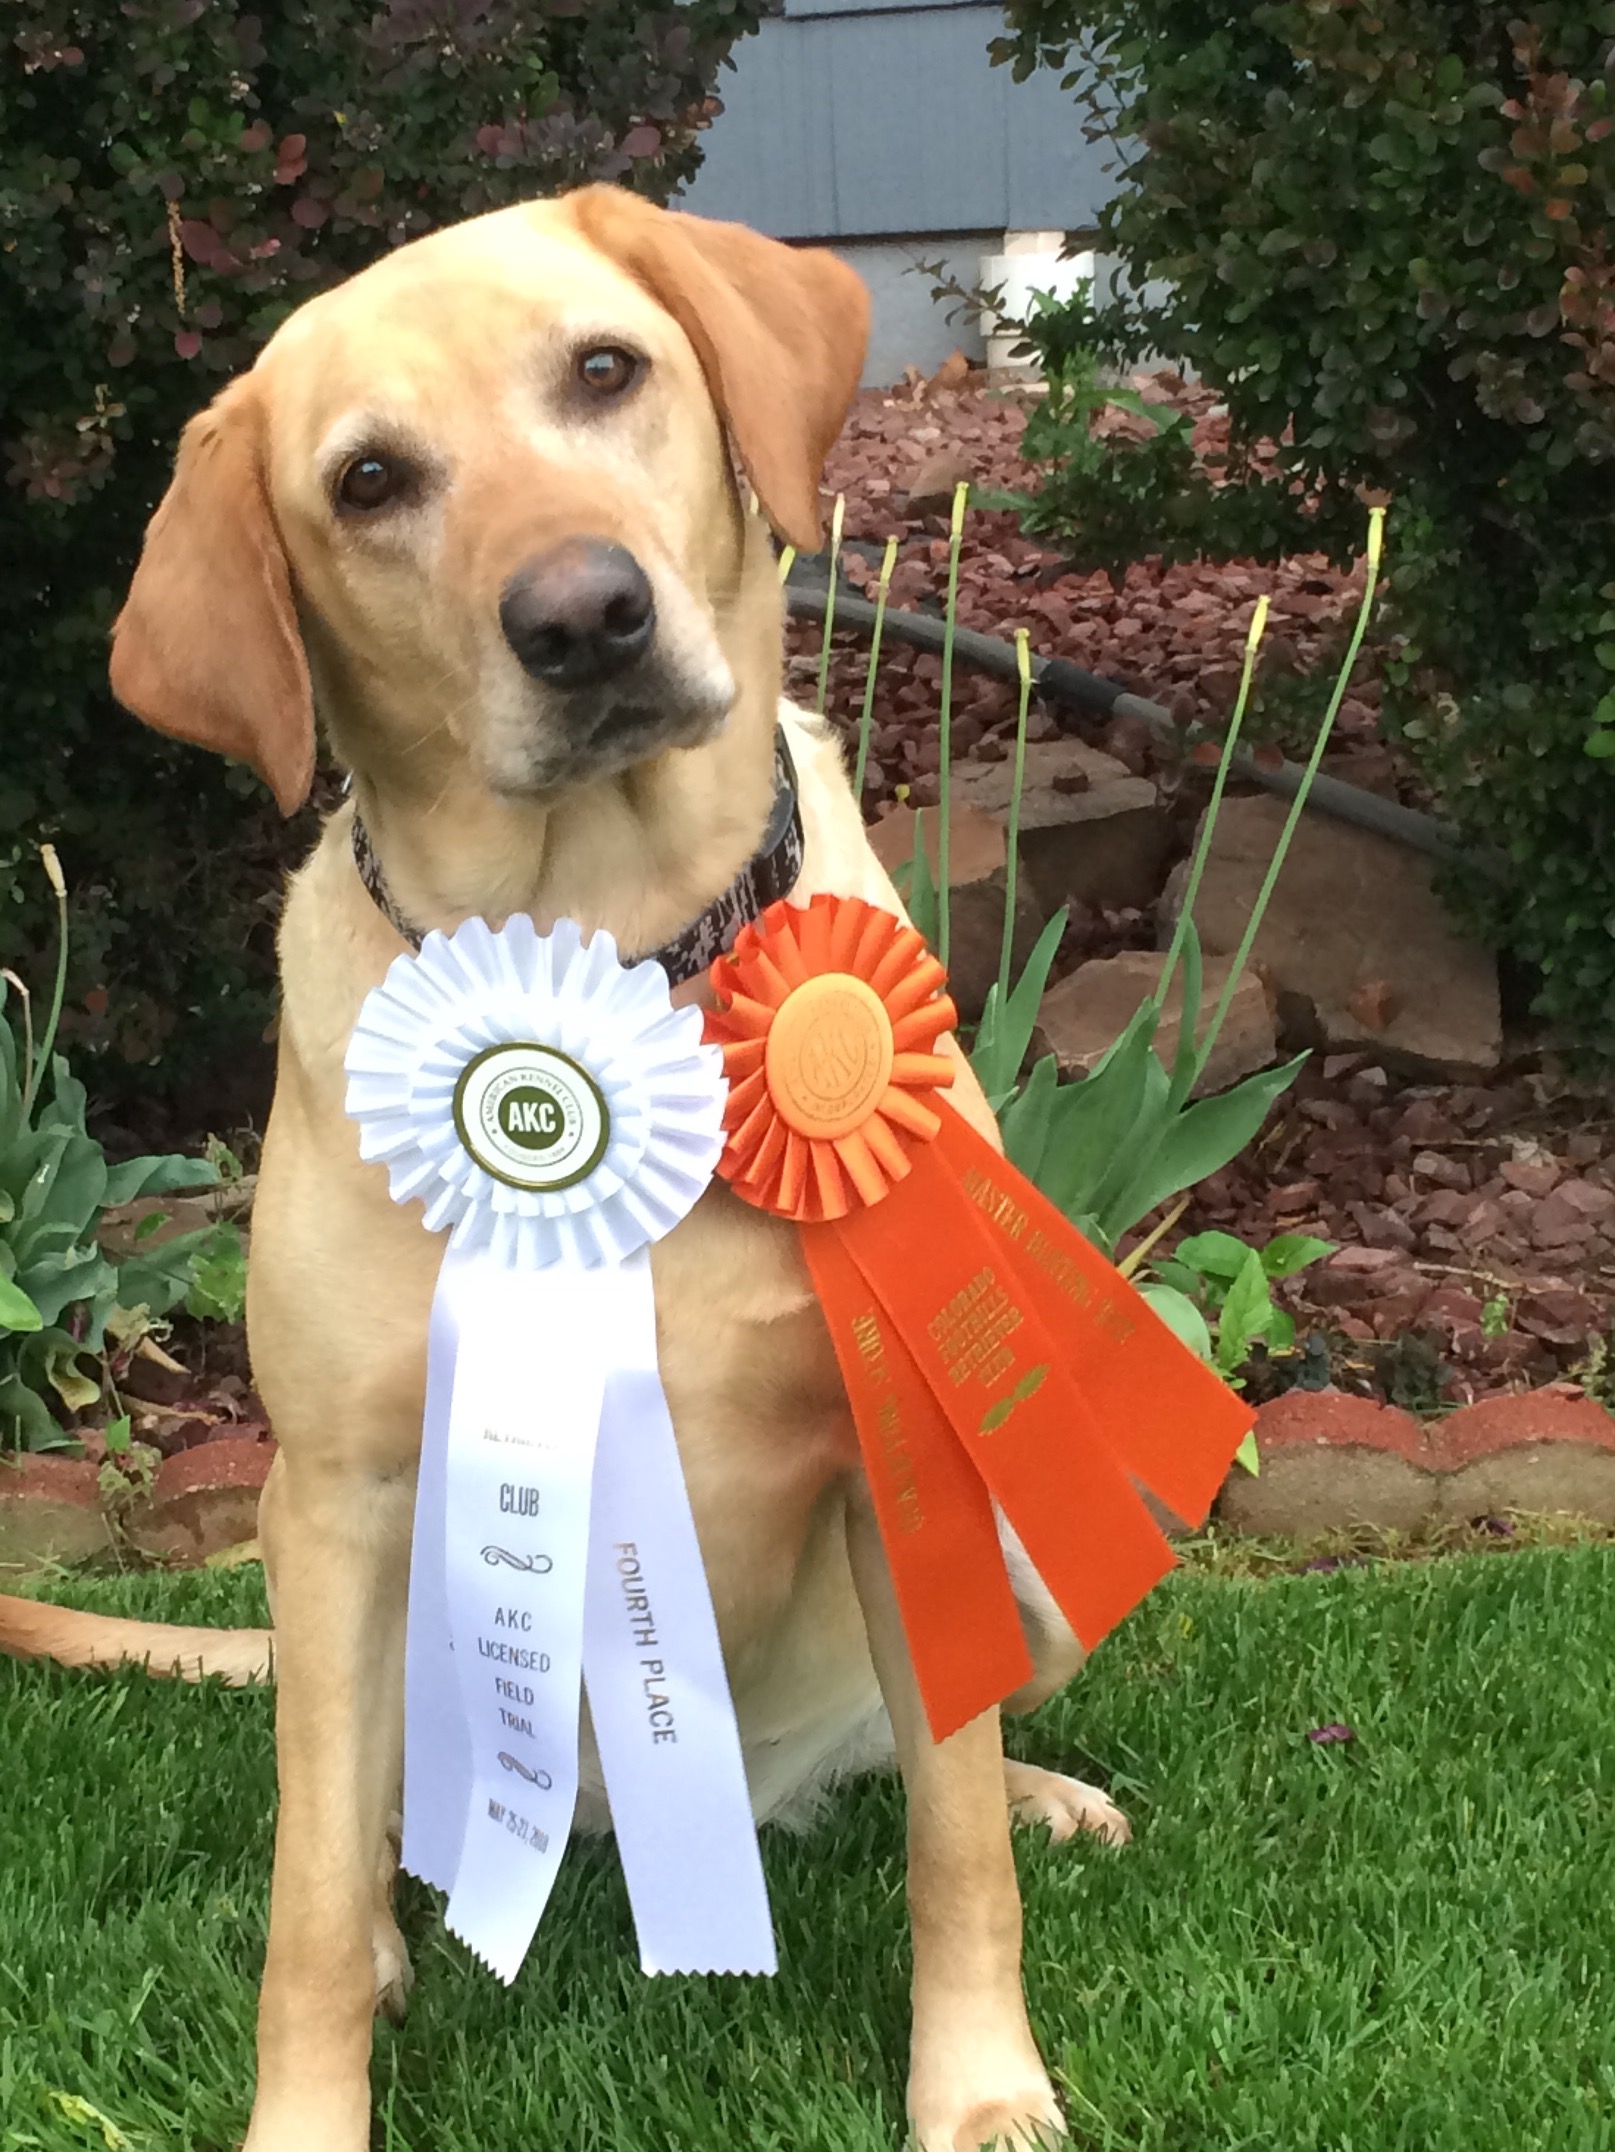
[345,916,775,1982]
[585,1249,777,1974]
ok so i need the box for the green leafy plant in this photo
[0,849,222,1449]
[184,1223,248,1325]
[1142,1229,1335,1384]
[994,0,1615,1063]
[2,0,772,1109]
[1007,345,1212,574]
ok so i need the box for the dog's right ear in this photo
[568,187,868,553]
[110,377,314,815]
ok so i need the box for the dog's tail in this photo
[0,1591,273,1686]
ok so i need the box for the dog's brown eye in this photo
[576,346,639,399]
[336,453,410,512]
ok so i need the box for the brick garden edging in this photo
[5,1388,1615,1575]
[125,1437,276,1566]
[0,1454,115,1572]
[0,1440,275,1578]
[1217,1388,1615,1538]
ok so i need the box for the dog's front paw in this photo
[909,2018,1065,2152]
[1004,1760,1130,1848]
[910,2072,1065,2152]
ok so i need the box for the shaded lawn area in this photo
[2,1546,1613,2150]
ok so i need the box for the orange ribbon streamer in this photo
[706,894,1254,1742]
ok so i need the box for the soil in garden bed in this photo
[789,369,1419,822]
[86,1309,269,1473]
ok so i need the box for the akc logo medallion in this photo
[452,1041,610,1191]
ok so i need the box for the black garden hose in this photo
[786,580,1466,867]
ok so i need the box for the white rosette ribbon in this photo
[345,915,775,1983]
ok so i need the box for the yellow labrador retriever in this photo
[1,186,1129,2152]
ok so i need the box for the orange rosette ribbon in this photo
[706,893,1255,1743]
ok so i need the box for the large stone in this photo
[1177,793,1500,1079]
[1429,1391,1615,1525]
[948,739,1170,914]
[1034,948,1277,1098]
[98,1193,215,1261]
[868,798,1043,1020]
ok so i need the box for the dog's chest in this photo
[647,1187,856,1621]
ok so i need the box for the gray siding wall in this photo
[679,0,1107,242]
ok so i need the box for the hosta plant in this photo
[1,850,225,1449]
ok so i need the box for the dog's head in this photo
[109,188,868,812]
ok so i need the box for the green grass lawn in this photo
[3,1545,1614,2151]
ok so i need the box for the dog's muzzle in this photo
[499,538,656,691]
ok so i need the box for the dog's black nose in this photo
[499,539,655,689]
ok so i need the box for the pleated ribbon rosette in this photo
[344,915,775,1983]
[705,894,1256,1743]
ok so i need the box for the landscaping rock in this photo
[902,446,974,516]
[1177,793,1501,1080]
[1216,1387,1615,1538]
[947,739,1170,914]
[1433,1390,1615,1462]
[868,798,1042,1020]
[0,1454,114,1574]
[1216,1392,1434,1537]
[1034,949,1276,1097]
[1429,1393,1615,1526]
[125,1435,274,1566]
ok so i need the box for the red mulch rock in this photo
[1149,1038,1615,1418]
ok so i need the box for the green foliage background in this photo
[996,1,1615,1058]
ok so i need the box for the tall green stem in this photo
[936,481,969,972]
[22,844,68,1120]
[852,536,898,809]
[1198,507,1386,1066]
[998,629,1033,1002]
[815,494,845,718]
[1155,594,1270,1015]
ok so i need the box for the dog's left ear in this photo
[110,376,315,815]
[569,187,869,552]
